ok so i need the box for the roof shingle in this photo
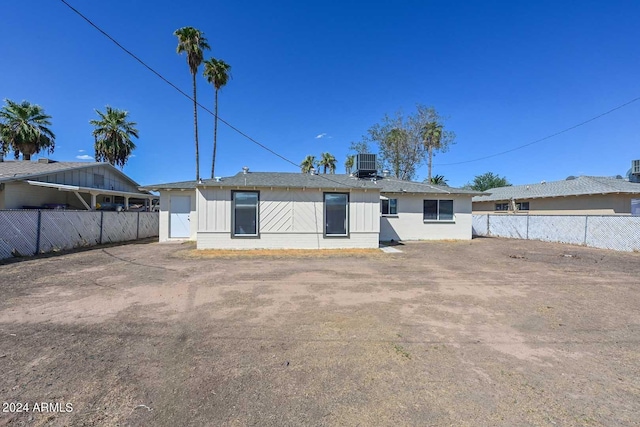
[142,172,482,195]
[472,176,640,202]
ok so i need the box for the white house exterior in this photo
[0,158,155,210]
[144,171,480,249]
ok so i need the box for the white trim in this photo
[25,180,155,199]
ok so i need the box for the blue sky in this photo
[2,0,639,187]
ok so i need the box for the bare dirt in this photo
[0,237,639,426]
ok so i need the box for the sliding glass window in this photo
[324,193,349,237]
[232,191,259,237]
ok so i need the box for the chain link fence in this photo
[0,210,159,260]
[473,214,640,252]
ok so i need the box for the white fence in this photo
[0,210,159,260]
[472,214,640,252]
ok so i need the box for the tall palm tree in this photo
[428,175,448,186]
[300,155,316,173]
[421,121,443,183]
[90,106,139,168]
[0,99,55,160]
[317,152,337,174]
[203,57,232,179]
[174,26,210,181]
[345,155,355,174]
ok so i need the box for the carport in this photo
[25,180,157,210]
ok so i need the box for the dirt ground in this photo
[0,237,639,426]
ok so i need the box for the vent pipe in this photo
[310,167,316,175]
[242,166,249,174]
[382,170,389,178]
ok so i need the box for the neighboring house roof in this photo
[473,176,640,202]
[142,172,483,195]
[0,159,147,193]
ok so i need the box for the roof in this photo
[473,176,640,202]
[142,172,483,196]
[0,159,150,195]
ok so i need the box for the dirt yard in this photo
[0,238,639,426]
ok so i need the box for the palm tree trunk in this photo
[192,72,200,181]
[428,146,433,182]
[211,88,219,179]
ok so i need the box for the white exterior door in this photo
[170,195,191,238]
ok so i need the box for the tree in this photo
[414,105,455,182]
[353,105,455,181]
[427,175,448,186]
[174,26,210,181]
[300,155,316,173]
[203,57,232,179]
[466,172,511,191]
[362,111,422,180]
[345,155,355,174]
[318,152,337,174]
[0,99,55,161]
[90,106,139,168]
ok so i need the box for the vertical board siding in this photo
[197,188,379,234]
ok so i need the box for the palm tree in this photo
[345,155,355,174]
[0,99,55,160]
[318,152,337,174]
[300,155,316,173]
[174,26,210,181]
[421,121,443,183]
[203,57,232,179]
[90,106,139,168]
[428,175,448,186]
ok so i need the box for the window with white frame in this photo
[423,199,454,221]
[324,193,349,236]
[381,198,398,215]
[232,191,259,237]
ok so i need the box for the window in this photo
[324,193,349,236]
[232,191,259,237]
[381,198,398,215]
[517,202,530,211]
[423,199,454,221]
[495,203,509,211]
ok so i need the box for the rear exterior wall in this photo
[196,187,380,249]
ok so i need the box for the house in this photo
[142,167,481,249]
[0,158,156,210]
[472,175,640,215]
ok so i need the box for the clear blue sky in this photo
[2,0,639,187]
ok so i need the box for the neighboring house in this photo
[473,175,640,215]
[0,158,156,210]
[142,169,481,249]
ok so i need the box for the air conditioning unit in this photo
[633,159,640,175]
[354,154,377,178]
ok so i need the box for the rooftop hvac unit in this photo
[354,153,377,178]
[633,159,640,175]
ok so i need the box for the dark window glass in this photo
[381,198,398,215]
[325,193,348,235]
[389,199,397,215]
[518,202,530,211]
[423,200,438,220]
[233,192,258,236]
[439,200,454,220]
[381,199,389,215]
